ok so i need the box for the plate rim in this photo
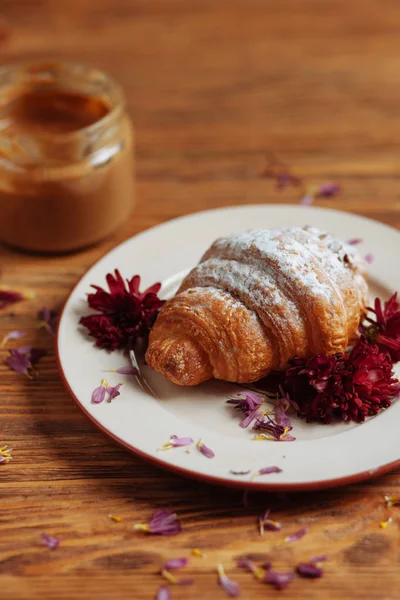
[56,204,400,491]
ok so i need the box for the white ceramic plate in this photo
[57,205,400,490]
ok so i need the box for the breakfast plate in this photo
[56,205,400,490]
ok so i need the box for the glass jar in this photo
[0,60,134,253]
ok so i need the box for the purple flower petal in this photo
[242,490,249,508]
[347,238,363,246]
[240,408,262,428]
[252,466,282,480]
[106,383,123,401]
[171,435,194,447]
[300,194,314,206]
[230,470,251,476]
[364,253,374,264]
[258,508,282,535]
[134,509,181,536]
[274,400,292,429]
[315,181,341,198]
[264,570,296,590]
[309,554,327,563]
[5,350,31,374]
[297,562,323,578]
[285,526,309,543]
[197,439,215,458]
[155,586,170,600]
[177,578,194,585]
[163,557,189,570]
[39,307,59,335]
[41,533,60,550]
[91,380,108,404]
[218,564,240,597]
[0,330,26,347]
[237,557,265,579]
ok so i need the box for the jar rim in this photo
[0,58,126,142]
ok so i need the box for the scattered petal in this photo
[192,548,205,558]
[41,533,60,550]
[264,570,296,590]
[237,557,265,580]
[163,557,189,570]
[155,586,170,600]
[197,439,215,459]
[285,527,309,543]
[347,238,363,246]
[252,466,282,480]
[297,562,323,578]
[38,307,59,335]
[260,159,302,189]
[0,330,26,347]
[315,181,341,198]
[379,517,393,529]
[217,564,240,597]
[309,554,327,563]
[106,383,123,401]
[5,347,46,377]
[385,495,399,508]
[177,578,194,585]
[108,514,122,523]
[158,435,194,451]
[134,509,181,536]
[91,379,108,404]
[259,508,282,535]
[0,445,12,464]
[230,470,251,476]
[300,194,314,206]
[364,253,374,264]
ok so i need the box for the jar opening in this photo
[0,60,125,167]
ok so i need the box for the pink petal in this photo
[197,440,215,458]
[106,383,123,401]
[41,533,60,550]
[285,526,309,543]
[218,566,240,597]
[347,238,363,246]
[115,365,139,375]
[2,330,26,344]
[91,384,107,404]
[300,194,314,206]
[163,557,189,570]
[171,435,194,447]
[155,586,170,600]
[258,466,283,475]
[297,562,323,578]
[264,570,296,590]
[364,253,374,264]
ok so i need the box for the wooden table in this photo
[1,1,399,598]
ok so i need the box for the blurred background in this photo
[1,0,399,243]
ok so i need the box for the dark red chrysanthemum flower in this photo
[361,293,400,362]
[80,270,164,351]
[283,337,399,423]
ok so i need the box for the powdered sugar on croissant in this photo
[145,226,368,386]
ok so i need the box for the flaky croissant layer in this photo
[146,226,368,386]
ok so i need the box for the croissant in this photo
[145,226,369,386]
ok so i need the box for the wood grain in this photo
[1,1,400,598]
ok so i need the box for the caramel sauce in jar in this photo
[0,61,134,253]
